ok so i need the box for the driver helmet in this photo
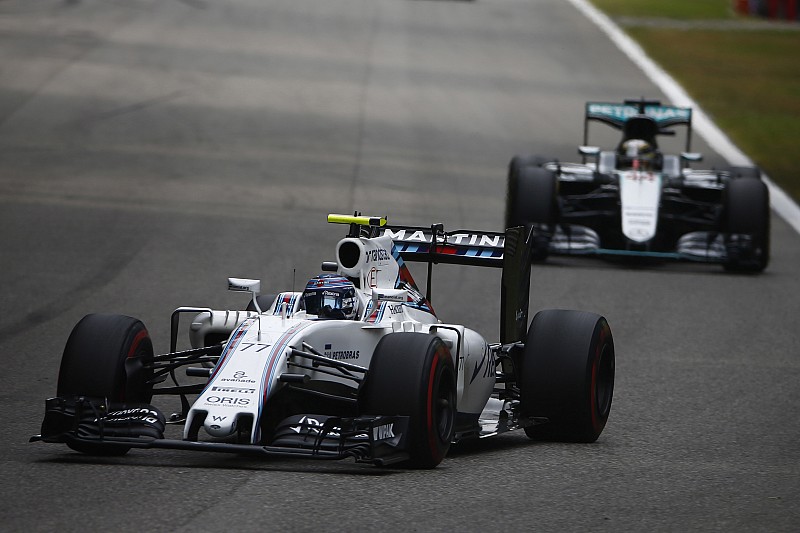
[620,139,656,170]
[302,274,357,320]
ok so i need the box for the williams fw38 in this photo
[33,215,615,468]
[506,99,770,272]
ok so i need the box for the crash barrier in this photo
[735,0,799,20]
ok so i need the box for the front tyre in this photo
[57,313,155,455]
[723,177,770,273]
[724,165,762,179]
[360,333,456,468]
[505,163,559,261]
[521,310,614,443]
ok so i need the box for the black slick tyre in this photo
[57,314,155,455]
[360,333,456,468]
[724,165,762,180]
[521,310,614,443]
[506,164,559,260]
[505,155,555,228]
[723,177,770,272]
[508,154,550,178]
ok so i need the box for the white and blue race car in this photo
[506,98,770,272]
[33,214,615,468]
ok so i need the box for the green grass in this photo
[589,1,800,201]
[590,0,736,19]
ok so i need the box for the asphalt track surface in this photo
[1,1,798,531]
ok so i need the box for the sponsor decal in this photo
[624,171,656,182]
[384,229,428,242]
[212,386,255,394]
[469,345,495,384]
[290,416,341,437]
[387,304,403,314]
[588,103,691,123]
[373,423,395,441]
[291,415,324,434]
[99,408,161,426]
[365,248,391,263]
[204,396,250,406]
[376,292,405,302]
[367,267,380,288]
[289,416,370,440]
[383,229,502,248]
[105,407,156,417]
[323,344,361,360]
[623,210,656,226]
[450,233,501,247]
[219,370,257,384]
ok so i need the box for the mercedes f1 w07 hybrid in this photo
[33,214,615,468]
[506,99,770,272]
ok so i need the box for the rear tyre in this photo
[506,163,559,261]
[521,310,614,442]
[723,177,770,272]
[57,314,155,455]
[360,333,456,468]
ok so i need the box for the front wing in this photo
[31,396,411,466]
[548,225,732,263]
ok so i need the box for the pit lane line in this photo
[567,0,800,235]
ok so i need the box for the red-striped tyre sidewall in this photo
[360,333,456,468]
[57,313,154,402]
[521,310,615,443]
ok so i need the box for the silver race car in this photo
[33,214,615,468]
[506,98,770,272]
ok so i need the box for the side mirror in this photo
[228,277,261,293]
[680,152,703,162]
[228,278,262,313]
[579,145,601,157]
[371,288,408,304]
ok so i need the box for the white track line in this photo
[567,0,800,234]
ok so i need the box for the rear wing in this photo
[584,98,693,151]
[382,225,506,267]
[328,215,532,343]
